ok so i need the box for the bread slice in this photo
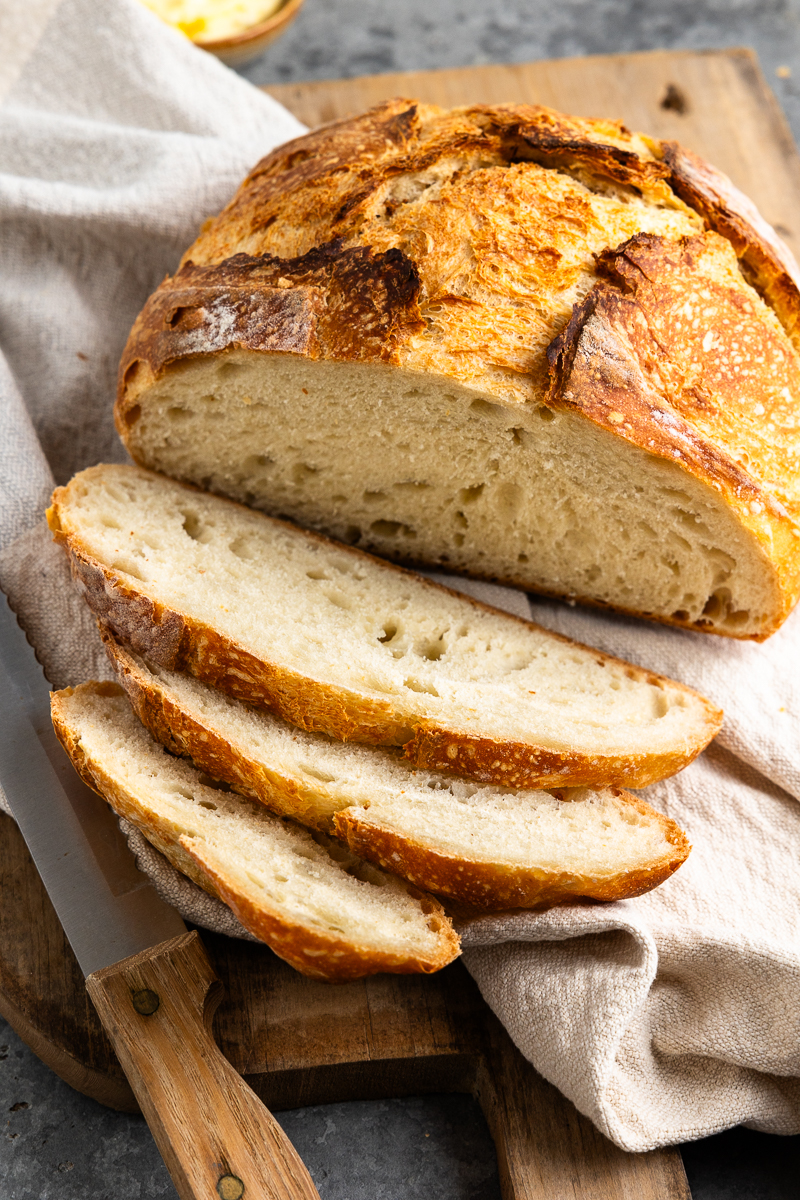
[48,464,722,789]
[105,638,691,909]
[115,100,800,640]
[51,682,459,982]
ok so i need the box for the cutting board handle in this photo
[476,1013,691,1199]
[86,930,320,1200]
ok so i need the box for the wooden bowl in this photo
[198,0,305,66]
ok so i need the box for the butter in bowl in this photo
[140,0,305,65]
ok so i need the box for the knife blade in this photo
[0,588,186,974]
[0,588,321,1200]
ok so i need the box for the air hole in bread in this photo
[537,406,557,422]
[167,406,190,423]
[197,774,231,792]
[101,516,121,530]
[217,361,247,379]
[343,526,361,544]
[458,484,484,504]
[702,587,744,622]
[404,676,440,697]
[123,403,141,428]
[229,536,257,561]
[470,398,504,418]
[371,519,416,539]
[299,763,337,784]
[723,608,751,628]
[363,490,387,504]
[111,558,146,582]
[292,463,318,484]
[170,785,195,800]
[322,589,352,611]
[393,480,431,492]
[378,622,399,644]
[418,636,447,662]
[181,510,214,543]
[198,800,218,811]
[426,779,454,793]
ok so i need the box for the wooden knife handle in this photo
[86,930,320,1200]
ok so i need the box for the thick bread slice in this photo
[51,682,459,982]
[106,638,691,909]
[49,465,723,789]
[49,464,722,789]
[116,100,800,640]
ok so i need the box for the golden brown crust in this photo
[545,231,800,636]
[179,838,459,982]
[334,789,691,911]
[117,99,696,423]
[104,633,339,832]
[104,636,691,911]
[50,683,460,983]
[402,722,704,790]
[117,239,424,420]
[114,99,800,639]
[659,139,800,349]
[474,103,673,197]
[49,474,722,790]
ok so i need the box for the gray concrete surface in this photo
[241,0,800,145]
[3,1,800,1196]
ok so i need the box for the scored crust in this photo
[114,98,800,639]
[48,469,723,791]
[50,682,460,982]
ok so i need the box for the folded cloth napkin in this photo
[2,0,799,1154]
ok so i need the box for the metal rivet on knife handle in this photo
[217,1175,245,1199]
[131,988,160,1016]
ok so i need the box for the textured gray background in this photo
[3,0,800,1196]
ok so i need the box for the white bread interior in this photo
[49,465,721,790]
[132,351,781,639]
[51,682,459,981]
[107,640,691,908]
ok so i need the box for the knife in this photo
[0,589,321,1200]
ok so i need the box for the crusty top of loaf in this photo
[117,99,800,615]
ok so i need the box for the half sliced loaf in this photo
[116,101,800,640]
[51,682,459,981]
[107,638,691,910]
[48,464,722,789]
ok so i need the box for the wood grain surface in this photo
[4,46,797,1198]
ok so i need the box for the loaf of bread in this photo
[115,100,800,640]
[105,637,691,909]
[48,464,722,789]
[51,681,460,981]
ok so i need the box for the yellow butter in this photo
[141,0,283,43]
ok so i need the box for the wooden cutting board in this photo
[2,46,798,1199]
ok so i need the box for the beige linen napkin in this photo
[2,0,799,1153]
